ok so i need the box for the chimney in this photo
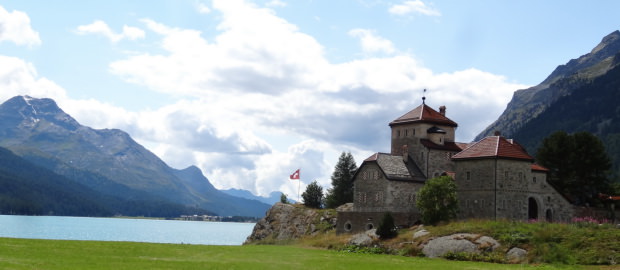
[439,105,446,116]
[402,144,409,163]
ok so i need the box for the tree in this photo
[375,212,397,239]
[325,152,358,208]
[537,131,612,205]
[280,193,289,204]
[415,176,458,225]
[302,180,323,208]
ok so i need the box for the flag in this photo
[290,169,300,180]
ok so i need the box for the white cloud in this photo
[389,0,441,17]
[0,6,41,46]
[197,2,211,14]
[76,20,145,43]
[102,0,525,196]
[1,0,528,197]
[0,55,66,101]
[266,0,287,8]
[348,28,396,55]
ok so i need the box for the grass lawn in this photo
[0,237,609,270]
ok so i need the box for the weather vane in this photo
[422,89,427,104]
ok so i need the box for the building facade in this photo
[336,101,574,234]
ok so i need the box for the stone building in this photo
[336,100,574,234]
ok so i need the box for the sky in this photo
[1,0,619,198]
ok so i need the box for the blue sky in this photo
[1,0,619,197]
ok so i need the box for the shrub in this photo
[376,212,398,239]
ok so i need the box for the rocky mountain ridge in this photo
[0,95,270,217]
[476,30,620,141]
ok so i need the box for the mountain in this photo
[476,30,620,178]
[476,30,620,141]
[0,146,111,216]
[0,96,270,217]
[222,189,287,205]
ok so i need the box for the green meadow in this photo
[0,237,611,270]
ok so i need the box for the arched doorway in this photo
[528,197,538,220]
[545,209,553,222]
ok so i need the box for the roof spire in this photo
[422,89,427,104]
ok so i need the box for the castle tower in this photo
[388,100,460,178]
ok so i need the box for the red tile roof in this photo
[451,136,534,161]
[389,104,458,127]
[531,163,549,172]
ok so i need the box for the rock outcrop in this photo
[421,233,501,258]
[244,203,337,244]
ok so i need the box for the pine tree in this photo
[376,212,397,239]
[302,180,324,208]
[537,131,612,205]
[325,152,358,208]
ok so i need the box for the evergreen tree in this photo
[537,131,612,205]
[376,212,397,239]
[325,152,358,208]
[280,193,289,204]
[302,180,324,209]
[415,176,458,225]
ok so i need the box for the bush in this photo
[376,212,398,239]
[415,176,458,225]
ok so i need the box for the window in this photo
[533,177,537,183]
[397,130,401,137]
[405,129,408,136]
[344,222,352,232]
[466,171,471,181]
[505,171,509,180]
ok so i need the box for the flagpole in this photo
[298,177,301,203]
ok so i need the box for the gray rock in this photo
[348,229,377,246]
[475,236,501,251]
[506,247,528,263]
[412,229,429,239]
[244,202,337,244]
[422,233,479,258]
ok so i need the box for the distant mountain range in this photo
[222,189,294,205]
[0,96,271,217]
[477,30,620,177]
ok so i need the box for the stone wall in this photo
[336,210,420,234]
[353,163,423,213]
[455,158,574,222]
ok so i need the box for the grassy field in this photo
[0,237,613,270]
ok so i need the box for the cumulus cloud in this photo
[0,56,66,101]
[101,0,526,195]
[348,28,396,55]
[0,6,41,46]
[2,0,528,197]
[389,0,441,17]
[76,20,145,43]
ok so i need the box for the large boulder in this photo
[244,203,337,244]
[506,247,528,263]
[421,233,500,258]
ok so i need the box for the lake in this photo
[0,215,255,245]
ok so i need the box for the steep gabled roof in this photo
[360,153,426,182]
[389,104,458,127]
[451,136,534,161]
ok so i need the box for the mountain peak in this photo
[0,95,80,131]
[591,30,620,55]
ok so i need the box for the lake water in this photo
[0,215,255,245]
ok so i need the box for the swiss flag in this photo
[290,169,300,180]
